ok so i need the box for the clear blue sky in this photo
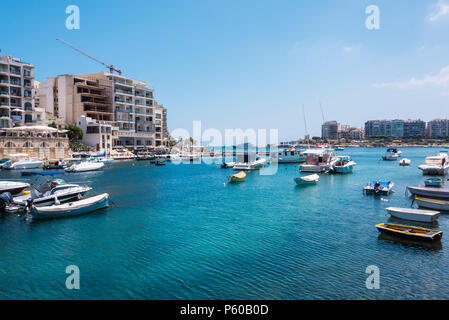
[2,0,449,140]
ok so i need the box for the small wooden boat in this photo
[363,181,394,196]
[376,223,442,242]
[294,174,319,185]
[407,186,449,200]
[386,207,440,223]
[28,193,110,220]
[414,196,449,212]
[399,158,411,166]
[228,171,246,183]
[424,178,443,188]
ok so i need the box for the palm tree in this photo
[188,137,196,153]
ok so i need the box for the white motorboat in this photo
[91,157,114,164]
[363,181,394,196]
[0,181,30,195]
[414,196,449,212]
[277,148,306,164]
[2,154,43,170]
[221,161,235,169]
[65,161,104,173]
[382,152,399,161]
[407,186,449,200]
[399,158,411,166]
[332,156,356,173]
[299,149,337,173]
[418,152,449,175]
[233,158,267,171]
[294,174,319,185]
[28,193,110,220]
[386,207,440,223]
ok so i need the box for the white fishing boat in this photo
[2,154,43,170]
[221,161,235,168]
[407,186,449,200]
[399,158,411,166]
[299,149,337,173]
[277,148,306,164]
[28,193,110,220]
[332,156,356,173]
[233,157,267,171]
[418,152,449,175]
[65,161,104,173]
[382,151,399,161]
[294,174,319,186]
[414,196,449,212]
[386,207,440,223]
[0,181,30,195]
[363,181,394,196]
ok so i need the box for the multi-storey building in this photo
[321,121,339,140]
[84,72,168,149]
[403,119,426,138]
[0,54,36,128]
[77,115,115,153]
[428,119,449,139]
[39,74,114,125]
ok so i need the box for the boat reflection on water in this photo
[378,233,442,251]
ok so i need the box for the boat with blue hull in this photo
[332,156,356,173]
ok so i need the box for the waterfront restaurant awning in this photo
[11,108,24,113]
[4,126,68,133]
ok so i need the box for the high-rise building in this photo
[0,54,36,128]
[85,72,168,148]
[403,120,426,138]
[321,121,339,140]
[428,119,449,139]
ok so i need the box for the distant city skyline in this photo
[2,0,449,140]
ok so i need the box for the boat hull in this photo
[386,207,439,223]
[299,165,327,173]
[414,196,449,212]
[419,165,449,176]
[376,223,442,242]
[333,165,354,173]
[30,194,109,220]
[407,186,449,200]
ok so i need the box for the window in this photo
[23,142,33,148]
[56,142,64,148]
[5,142,15,148]
[40,142,50,148]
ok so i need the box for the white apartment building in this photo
[77,115,116,154]
[0,54,36,128]
[85,72,168,149]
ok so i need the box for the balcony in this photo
[115,88,133,95]
[10,80,21,86]
[116,116,134,122]
[116,108,132,114]
[10,69,21,75]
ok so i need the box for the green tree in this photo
[64,125,83,141]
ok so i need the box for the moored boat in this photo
[228,171,246,183]
[399,158,411,166]
[294,174,319,186]
[28,193,110,220]
[406,186,449,200]
[2,154,43,170]
[363,181,394,196]
[277,148,306,164]
[221,161,235,169]
[425,178,443,188]
[386,207,440,223]
[233,157,267,171]
[376,223,443,242]
[299,149,337,173]
[413,196,449,212]
[65,161,104,173]
[418,152,449,176]
[332,156,356,173]
[0,181,30,195]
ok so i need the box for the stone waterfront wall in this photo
[0,136,69,159]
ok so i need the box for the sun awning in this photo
[11,108,24,113]
[5,125,67,133]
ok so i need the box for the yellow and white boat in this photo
[228,171,246,183]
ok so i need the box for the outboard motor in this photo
[0,192,14,212]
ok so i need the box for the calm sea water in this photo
[1,147,449,300]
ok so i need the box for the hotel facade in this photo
[0,55,44,128]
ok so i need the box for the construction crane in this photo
[56,38,122,75]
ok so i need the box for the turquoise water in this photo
[1,148,449,300]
